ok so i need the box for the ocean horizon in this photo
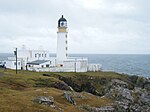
[0,53,150,78]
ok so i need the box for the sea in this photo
[71,54,150,78]
[0,53,150,78]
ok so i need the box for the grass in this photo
[0,68,129,112]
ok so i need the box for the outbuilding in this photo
[27,60,52,71]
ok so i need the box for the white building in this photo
[5,57,21,70]
[5,15,101,72]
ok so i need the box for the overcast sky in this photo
[0,0,150,54]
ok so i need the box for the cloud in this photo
[0,0,150,54]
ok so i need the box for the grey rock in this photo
[33,96,54,106]
[111,79,128,88]
[114,100,130,112]
[80,105,114,112]
[133,87,150,106]
[64,91,76,105]
[140,92,150,106]
[108,87,133,102]
[144,81,150,90]
[54,82,72,91]
[121,88,133,101]
[130,104,143,112]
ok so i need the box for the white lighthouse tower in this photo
[57,15,68,65]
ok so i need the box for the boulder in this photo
[33,96,54,106]
[64,91,76,105]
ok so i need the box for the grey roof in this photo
[58,15,67,22]
[27,60,49,65]
[58,15,67,27]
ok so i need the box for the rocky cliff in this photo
[42,72,150,112]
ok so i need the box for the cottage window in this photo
[42,54,43,57]
[35,54,37,58]
[46,64,49,67]
[41,65,44,68]
[45,54,47,57]
[50,61,51,65]
[39,54,41,57]
[18,62,20,65]
[14,62,16,65]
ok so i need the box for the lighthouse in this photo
[4,15,101,72]
[57,15,68,65]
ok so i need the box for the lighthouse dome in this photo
[58,15,67,27]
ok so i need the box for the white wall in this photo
[18,50,50,61]
[88,64,102,72]
[5,60,21,70]
[76,61,88,72]
[57,32,68,64]
[58,58,88,72]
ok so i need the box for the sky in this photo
[0,0,150,54]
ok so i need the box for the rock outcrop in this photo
[105,79,150,112]
[33,96,64,112]
[41,73,150,112]
[64,91,76,105]
[33,96,54,106]
[54,82,73,91]
[58,75,150,112]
